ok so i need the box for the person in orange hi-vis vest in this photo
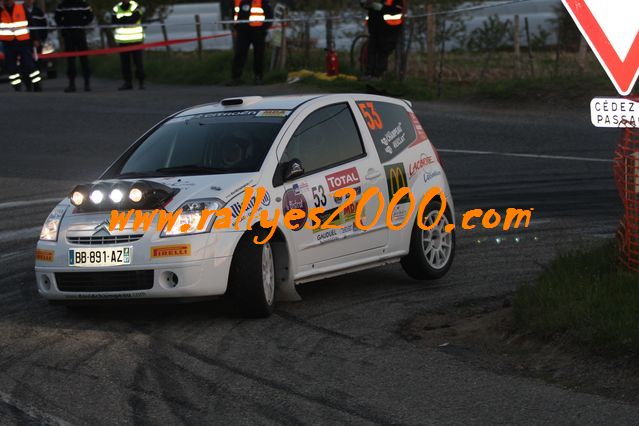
[229,0,273,85]
[0,0,42,91]
[360,0,404,79]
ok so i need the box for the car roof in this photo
[174,95,325,117]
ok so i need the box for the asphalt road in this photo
[0,78,630,424]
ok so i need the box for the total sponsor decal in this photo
[151,244,191,258]
[325,167,360,192]
[282,188,308,231]
[230,191,271,218]
[408,153,435,180]
[36,249,54,262]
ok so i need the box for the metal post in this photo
[195,14,203,60]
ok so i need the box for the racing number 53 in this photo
[358,102,383,130]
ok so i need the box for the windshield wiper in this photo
[154,165,231,175]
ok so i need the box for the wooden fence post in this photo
[160,19,171,54]
[426,3,436,83]
[577,35,587,74]
[513,14,521,77]
[195,14,203,60]
[524,16,534,77]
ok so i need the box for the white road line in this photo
[0,389,71,425]
[438,148,613,163]
[0,227,41,243]
[0,198,61,210]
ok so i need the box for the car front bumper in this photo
[35,230,242,301]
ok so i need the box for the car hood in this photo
[103,173,260,209]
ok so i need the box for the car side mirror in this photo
[284,159,304,182]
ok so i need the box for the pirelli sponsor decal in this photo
[150,244,191,258]
[36,249,54,262]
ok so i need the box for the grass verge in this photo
[90,50,288,85]
[514,241,639,354]
[88,49,614,103]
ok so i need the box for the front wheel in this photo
[401,202,455,280]
[228,232,276,317]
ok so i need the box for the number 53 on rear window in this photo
[357,102,383,130]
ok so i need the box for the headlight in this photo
[161,198,225,237]
[39,205,68,241]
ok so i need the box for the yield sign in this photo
[562,0,639,96]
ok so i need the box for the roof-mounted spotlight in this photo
[89,189,104,204]
[69,185,90,207]
[109,187,125,203]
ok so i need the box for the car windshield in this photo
[112,110,290,178]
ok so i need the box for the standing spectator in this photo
[0,0,42,91]
[55,0,94,92]
[230,0,273,85]
[112,0,145,90]
[360,0,404,79]
[24,0,47,59]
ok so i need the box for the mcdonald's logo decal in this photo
[384,163,410,204]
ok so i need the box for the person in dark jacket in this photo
[111,0,145,90]
[24,0,47,50]
[230,0,273,85]
[23,0,47,85]
[55,0,94,92]
[360,0,404,79]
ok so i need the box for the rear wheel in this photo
[228,232,276,317]
[401,202,455,280]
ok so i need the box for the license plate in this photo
[68,247,132,267]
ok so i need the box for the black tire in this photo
[401,201,455,280]
[228,231,276,318]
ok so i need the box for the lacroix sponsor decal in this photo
[36,249,54,262]
[151,244,191,258]
[409,154,435,179]
[325,167,360,192]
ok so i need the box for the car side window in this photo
[355,101,423,164]
[281,103,365,175]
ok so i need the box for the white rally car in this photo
[35,94,455,317]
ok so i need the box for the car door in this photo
[276,101,389,272]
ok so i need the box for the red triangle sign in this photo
[562,0,639,95]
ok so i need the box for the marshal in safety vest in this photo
[233,0,266,28]
[112,0,144,44]
[0,3,30,42]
